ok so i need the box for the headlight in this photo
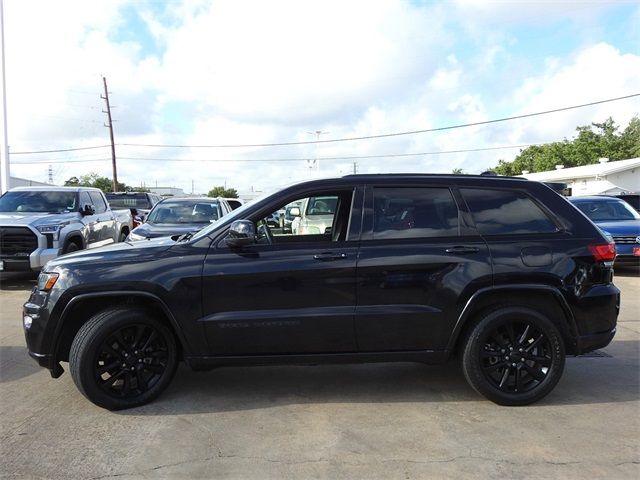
[127,231,147,242]
[36,224,62,234]
[37,272,59,291]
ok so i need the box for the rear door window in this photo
[461,188,558,235]
[372,187,459,239]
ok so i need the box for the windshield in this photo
[305,196,338,216]
[0,191,78,213]
[147,201,220,224]
[105,193,152,209]
[573,198,640,221]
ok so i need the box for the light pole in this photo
[306,130,329,176]
[0,0,9,194]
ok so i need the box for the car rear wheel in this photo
[69,307,178,410]
[461,306,565,406]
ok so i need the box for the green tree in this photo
[208,186,239,198]
[63,172,146,193]
[494,116,639,175]
[451,168,465,174]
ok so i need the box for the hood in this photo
[593,220,640,236]
[131,222,206,239]
[0,211,79,227]
[45,235,177,270]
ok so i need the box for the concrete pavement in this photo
[1,269,638,479]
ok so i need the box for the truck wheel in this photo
[461,306,565,406]
[69,307,178,410]
[63,242,80,254]
[119,230,127,242]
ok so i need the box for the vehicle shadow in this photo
[0,346,39,383]
[118,340,639,416]
[615,266,640,278]
[0,272,37,291]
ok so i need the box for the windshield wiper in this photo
[177,232,194,242]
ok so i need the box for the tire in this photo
[69,307,178,410]
[461,306,565,406]
[62,241,80,254]
[119,230,128,242]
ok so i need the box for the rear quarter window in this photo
[461,188,558,235]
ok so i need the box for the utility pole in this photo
[48,164,53,184]
[101,76,118,192]
[0,0,9,194]
[306,130,329,175]
[353,162,358,175]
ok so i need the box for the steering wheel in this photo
[257,220,274,245]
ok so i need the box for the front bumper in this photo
[23,289,64,377]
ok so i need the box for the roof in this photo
[520,158,640,182]
[568,196,626,202]
[9,186,102,193]
[342,173,525,181]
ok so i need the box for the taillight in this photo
[589,243,616,262]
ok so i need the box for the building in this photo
[148,186,186,197]
[9,176,53,188]
[520,157,640,196]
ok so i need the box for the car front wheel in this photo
[69,307,178,410]
[461,306,565,406]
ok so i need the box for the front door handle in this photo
[445,246,479,254]
[313,252,348,261]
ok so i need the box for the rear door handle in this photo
[445,246,479,254]
[313,252,348,261]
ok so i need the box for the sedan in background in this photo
[127,197,232,241]
[569,195,640,265]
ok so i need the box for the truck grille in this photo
[612,235,639,245]
[0,227,38,257]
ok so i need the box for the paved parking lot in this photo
[1,270,638,479]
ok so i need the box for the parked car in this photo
[290,195,338,235]
[105,192,162,228]
[569,196,640,265]
[0,186,132,271]
[24,174,618,410]
[126,197,232,241]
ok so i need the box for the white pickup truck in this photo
[0,186,133,271]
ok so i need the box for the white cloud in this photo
[5,0,640,193]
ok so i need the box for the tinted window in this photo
[79,191,91,209]
[105,193,152,209]
[373,187,459,239]
[88,191,107,213]
[0,191,77,213]
[147,200,220,224]
[462,188,557,235]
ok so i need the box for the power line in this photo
[9,92,639,155]
[10,142,549,164]
[11,144,111,155]
[118,93,639,149]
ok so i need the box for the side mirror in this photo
[80,204,95,216]
[226,220,256,248]
[289,207,301,217]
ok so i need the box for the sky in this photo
[4,0,640,195]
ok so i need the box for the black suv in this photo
[23,175,619,410]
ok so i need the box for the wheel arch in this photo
[54,291,191,364]
[448,285,578,357]
[63,232,85,250]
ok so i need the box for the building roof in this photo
[520,158,640,182]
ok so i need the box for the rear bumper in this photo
[576,328,616,354]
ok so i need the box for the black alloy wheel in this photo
[462,306,565,406]
[70,308,178,410]
[95,323,169,399]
